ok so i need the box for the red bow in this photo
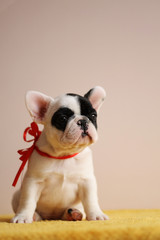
[12,122,41,187]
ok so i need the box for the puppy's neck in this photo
[36,131,83,158]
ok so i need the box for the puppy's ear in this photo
[84,86,106,112]
[25,91,52,124]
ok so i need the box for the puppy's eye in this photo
[91,113,97,119]
[59,115,67,122]
[51,107,74,131]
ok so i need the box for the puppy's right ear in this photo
[25,91,52,124]
[84,86,106,112]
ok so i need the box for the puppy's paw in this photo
[11,214,33,223]
[86,211,109,221]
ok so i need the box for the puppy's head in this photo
[26,87,106,154]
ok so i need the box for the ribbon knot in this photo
[12,122,41,187]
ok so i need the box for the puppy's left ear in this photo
[25,91,53,124]
[84,86,106,112]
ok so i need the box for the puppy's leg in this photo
[79,177,109,221]
[11,177,43,223]
[11,190,42,222]
[62,208,83,221]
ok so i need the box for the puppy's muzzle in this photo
[77,118,89,137]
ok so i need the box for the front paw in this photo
[11,214,33,223]
[86,211,109,221]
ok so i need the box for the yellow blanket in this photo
[0,210,160,240]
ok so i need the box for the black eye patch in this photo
[79,97,98,129]
[51,107,74,131]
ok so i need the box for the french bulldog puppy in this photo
[11,86,109,223]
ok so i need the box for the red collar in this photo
[12,122,79,187]
[34,145,78,160]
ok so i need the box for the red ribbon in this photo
[12,122,79,187]
[12,122,41,187]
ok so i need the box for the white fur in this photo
[11,87,108,223]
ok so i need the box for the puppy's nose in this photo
[77,119,89,131]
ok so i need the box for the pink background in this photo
[0,0,160,214]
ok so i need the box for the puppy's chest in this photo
[43,173,79,194]
[42,159,85,189]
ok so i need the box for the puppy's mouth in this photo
[62,128,92,145]
[81,130,93,142]
[81,130,89,138]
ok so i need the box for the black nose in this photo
[77,119,88,131]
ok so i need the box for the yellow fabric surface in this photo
[0,210,160,240]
